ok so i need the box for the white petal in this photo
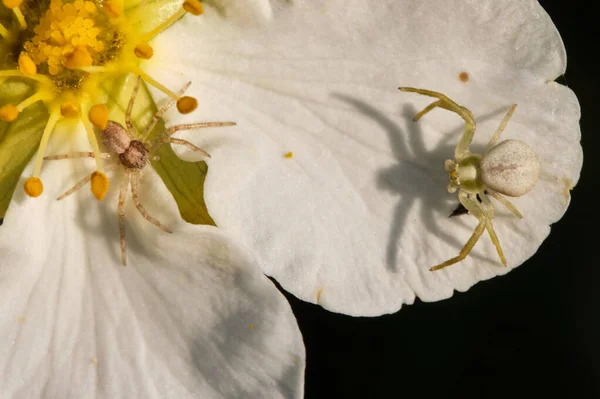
[0,131,305,398]
[149,0,582,316]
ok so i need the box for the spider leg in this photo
[118,171,130,266]
[431,191,500,271]
[479,192,507,266]
[167,138,211,158]
[148,122,235,153]
[485,104,517,152]
[56,174,93,200]
[125,76,142,138]
[44,152,94,160]
[130,172,172,233]
[487,189,523,218]
[140,82,192,140]
[399,87,476,158]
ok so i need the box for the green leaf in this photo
[0,79,49,220]
[100,74,216,226]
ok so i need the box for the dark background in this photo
[283,1,598,398]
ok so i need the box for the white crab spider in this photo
[399,87,540,271]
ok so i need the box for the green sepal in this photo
[101,74,216,226]
[0,79,49,220]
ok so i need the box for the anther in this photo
[91,171,109,200]
[65,47,93,70]
[2,0,23,8]
[24,177,43,198]
[183,0,203,15]
[60,101,82,118]
[0,104,18,122]
[176,96,198,114]
[134,43,154,60]
[18,53,37,76]
[88,104,109,129]
[103,0,123,18]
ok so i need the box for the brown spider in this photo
[399,87,540,271]
[45,76,236,265]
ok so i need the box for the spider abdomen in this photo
[103,121,131,154]
[481,139,540,197]
[120,140,148,169]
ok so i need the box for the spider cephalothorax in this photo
[46,76,236,265]
[399,87,540,271]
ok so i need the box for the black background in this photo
[283,1,598,398]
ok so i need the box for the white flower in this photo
[0,131,305,398]
[0,0,305,397]
[151,0,583,316]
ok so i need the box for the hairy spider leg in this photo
[44,153,114,199]
[125,76,142,139]
[118,172,130,266]
[485,104,518,152]
[141,82,192,140]
[148,121,236,154]
[130,172,173,234]
[398,87,476,159]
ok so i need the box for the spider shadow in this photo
[334,94,502,272]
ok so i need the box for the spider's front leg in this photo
[399,87,476,158]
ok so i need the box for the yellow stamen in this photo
[0,70,53,84]
[88,104,108,130]
[0,22,10,39]
[65,47,93,70]
[133,66,178,100]
[83,115,104,172]
[3,0,27,30]
[103,0,123,18]
[176,96,198,114]
[90,171,109,200]
[16,92,50,112]
[284,152,293,159]
[183,0,203,16]
[18,54,37,76]
[60,101,81,118]
[0,104,18,122]
[142,8,186,41]
[134,43,154,60]
[24,177,43,198]
[32,109,61,178]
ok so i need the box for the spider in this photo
[46,76,236,265]
[398,87,540,271]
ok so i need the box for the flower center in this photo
[24,0,114,78]
[0,0,205,199]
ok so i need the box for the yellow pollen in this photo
[90,171,109,200]
[284,152,293,159]
[88,104,108,129]
[183,0,204,16]
[65,47,93,70]
[134,43,154,60]
[23,0,106,76]
[0,104,19,122]
[60,101,81,118]
[18,54,37,76]
[2,0,22,8]
[24,177,43,198]
[103,0,123,18]
[176,96,198,114]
